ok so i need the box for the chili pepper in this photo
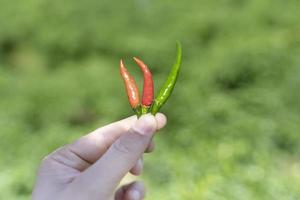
[133,57,154,114]
[119,59,141,116]
[151,41,182,115]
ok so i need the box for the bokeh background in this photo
[1,0,300,199]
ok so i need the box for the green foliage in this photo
[1,0,300,199]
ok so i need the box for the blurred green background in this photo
[1,0,300,199]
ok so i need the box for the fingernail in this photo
[129,189,140,200]
[133,114,157,135]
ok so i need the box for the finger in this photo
[46,114,166,172]
[70,114,157,199]
[115,181,145,200]
[143,112,167,154]
[129,158,143,176]
[67,115,137,164]
[155,113,167,130]
[145,140,155,153]
[67,113,166,165]
[44,116,137,171]
[45,146,91,172]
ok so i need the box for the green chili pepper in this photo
[151,41,182,115]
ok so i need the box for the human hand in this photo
[32,113,167,200]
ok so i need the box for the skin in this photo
[32,113,167,200]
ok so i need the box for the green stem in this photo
[141,106,149,115]
[133,106,142,118]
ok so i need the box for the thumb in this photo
[68,114,157,199]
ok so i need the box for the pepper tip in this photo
[132,57,139,62]
[120,59,126,70]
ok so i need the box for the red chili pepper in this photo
[120,42,182,116]
[119,59,140,110]
[133,57,154,110]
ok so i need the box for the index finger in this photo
[68,113,167,164]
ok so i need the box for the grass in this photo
[0,0,300,199]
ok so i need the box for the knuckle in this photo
[112,138,133,154]
[130,126,145,136]
[40,146,67,166]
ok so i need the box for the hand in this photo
[32,113,167,200]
